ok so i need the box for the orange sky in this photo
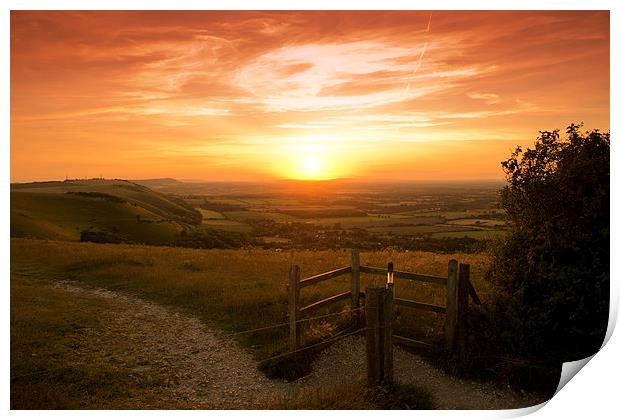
[10,10,609,182]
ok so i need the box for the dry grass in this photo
[11,272,172,409]
[11,238,491,357]
[260,381,435,410]
[11,238,559,408]
[9,238,498,409]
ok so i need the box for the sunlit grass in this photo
[11,272,170,409]
[11,238,491,357]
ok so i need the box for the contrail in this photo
[406,12,433,93]
[426,11,433,32]
[413,42,428,75]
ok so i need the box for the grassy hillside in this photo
[11,256,437,409]
[11,238,559,406]
[12,179,201,223]
[11,179,201,244]
[11,238,491,358]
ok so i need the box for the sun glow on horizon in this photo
[300,156,324,179]
[275,135,351,180]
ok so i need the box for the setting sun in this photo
[295,139,333,180]
[300,156,325,179]
[273,136,347,180]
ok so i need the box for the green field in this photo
[10,178,507,253]
[224,210,297,222]
[199,219,253,233]
[431,230,507,239]
[400,210,504,220]
[369,225,475,236]
[447,219,506,227]
[257,236,291,244]
[305,215,443,229]
[196,208,225,219]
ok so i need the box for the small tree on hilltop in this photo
[488,123,609,362]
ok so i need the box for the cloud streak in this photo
[10,10,609,181]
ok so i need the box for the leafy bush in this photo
[79,229,125,244]
[487,124,609,362]
[66,191,126,203]
[173,228,249,249]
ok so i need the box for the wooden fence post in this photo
[351,249,361,328]
[365,286,381,385]
[445,259,459,351]
[384,278,394,383]
[457,263,470,353]
[366,284,392,385]
[289,265,301,351]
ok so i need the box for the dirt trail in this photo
[307,336,548,409]
[46,279,548,409]
[52,281,290,408]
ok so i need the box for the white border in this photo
[1,0,617,11]
[3,2,617,420]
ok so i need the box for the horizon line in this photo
[10,176,507,185]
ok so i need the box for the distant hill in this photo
[129,177,507,197]
[130,178,270,195]
[11,179,202,244]
[130,178,186,190]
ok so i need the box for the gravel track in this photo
[51,280,549,409]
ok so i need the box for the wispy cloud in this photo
[233,37,497,113]
[10,10,609,181]
[467,92,501,104]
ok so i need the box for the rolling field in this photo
[223,210,297,222]
[11,191,184,243]
[11,179,507,251]
[447,219,506,227]
[368,225,475,236]
[10,179,204,245]
[431,230,507,239]
[402,210,504,220]
[196,208,225,220]
[12,179,200,224]
[198,219,253,233]
[304,215,443,228]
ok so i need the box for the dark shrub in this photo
[487,124,609,362]
[79,229,124,244]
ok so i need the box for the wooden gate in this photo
[287,249,481,352]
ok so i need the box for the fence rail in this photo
[288,249,481,367]
[393,297,447,314]
[288,257,359,350]
[360,265,448,285]
[392,334,433,349]
[299,266,352,288]
[299,291,352,314]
